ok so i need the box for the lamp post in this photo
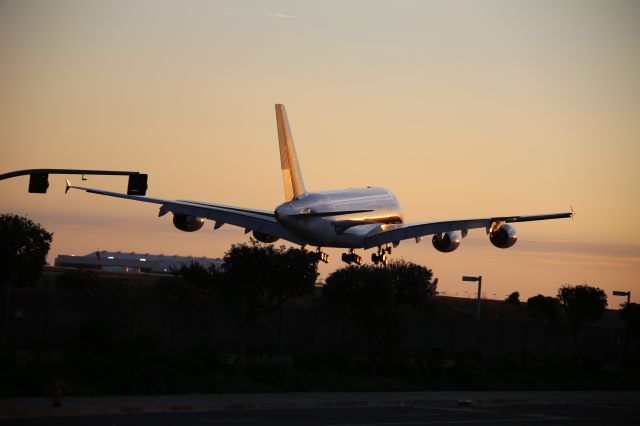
[613,290,631,306]
[462,275,482,320]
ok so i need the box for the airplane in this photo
[66,104,573,266]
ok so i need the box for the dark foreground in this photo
[3,403,640,426]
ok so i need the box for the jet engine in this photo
[172,213,205,232]
[252,230,279,243]
[432,230,467,253]
[489,223,518,248]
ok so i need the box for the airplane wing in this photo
[363,212,573,249]
[65,182,306,246]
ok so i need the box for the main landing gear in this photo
[341,248,362,265]
[312,246,392,266]
[371,245,392,266]
[314,247,329,263]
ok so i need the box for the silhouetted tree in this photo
[156,243,318,310]
[0,213,52,287]
[505,291,520,305]
[158,261,221,300]
[527,294,561,320]
[557,285,608,364]
[323,260,437,365]
[220,241,318,322]
[557,284,607,331]
[213,240,318,367]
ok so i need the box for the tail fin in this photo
[275,104,306,201]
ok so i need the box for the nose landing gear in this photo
[371,245,392,266]
[341,249,362,265]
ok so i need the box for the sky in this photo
[1,0,639,303]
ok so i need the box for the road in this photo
[3,403,640,425]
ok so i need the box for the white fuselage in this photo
[275,187,403,248]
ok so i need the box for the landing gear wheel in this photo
[373,245,392,266]
[342,249,362,265]
[315,248,329,264]
[372,253,389,266]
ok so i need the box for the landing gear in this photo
[371,245,392,266]
[314,247,329,263]
[341,249,362,265]
[371,252,387,265]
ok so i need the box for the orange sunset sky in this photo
[1,0,639,303]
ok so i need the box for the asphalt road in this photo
[3,403,640,426]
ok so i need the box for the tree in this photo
[0,213,53,286]
[527,294,560,320]
[323,260,437,364]
[219,240,318,322]
[159,261,221,300]
[557,284,607,331]
[213,240,318,368]
[505,291,520,305]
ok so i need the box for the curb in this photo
[2,392,640,419]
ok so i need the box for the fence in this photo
[1,291,636,364]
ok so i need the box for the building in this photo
[54,250,223,274]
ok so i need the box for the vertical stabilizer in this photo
[276,104,306,201]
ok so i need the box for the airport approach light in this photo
[613,290,631,306]
[462,275,482,320]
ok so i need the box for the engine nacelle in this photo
[172,213,205,232]
[490,223,518,248]
[252,230,279,243]
[432,230,467,253]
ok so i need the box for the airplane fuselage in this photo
[275,187,403,248]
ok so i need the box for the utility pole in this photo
[462,275,482,320]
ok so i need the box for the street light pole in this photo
[462,275,483,320]
[613,290,631,306]
[476,276,482,320]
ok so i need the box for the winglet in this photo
[570,205,575,221]
[64,178,71,194]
